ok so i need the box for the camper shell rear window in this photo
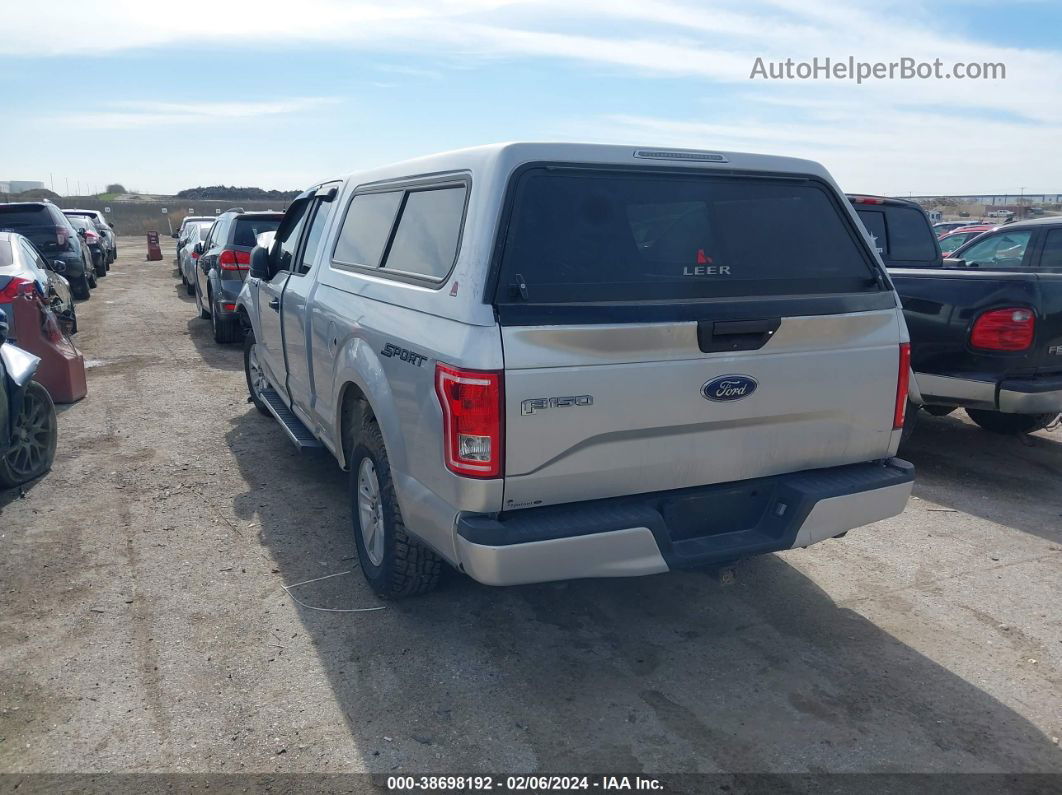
[493,167,884,305]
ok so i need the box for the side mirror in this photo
[249,246,271,280]
[51,260,67,274]
[77,228,86,237]
[193,242,203,255]
[171,232,179,239]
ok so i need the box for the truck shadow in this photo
[902,411,1062,543]
[224,409,1061,774]
[184,317,242,373]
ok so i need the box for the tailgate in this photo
[493,166,902,511]
[501,309,902,509]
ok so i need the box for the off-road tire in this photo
[351,420,442,598]
[965,409,1057,435]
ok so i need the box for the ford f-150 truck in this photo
[850,195,1062,435]
[237,144,914,597]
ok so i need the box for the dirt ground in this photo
[1,236,1060,776]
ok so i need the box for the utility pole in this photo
[1018,186,1025,219]
[65,177,69,196]
[50,173,54,192]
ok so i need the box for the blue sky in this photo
[2,0,1060,196]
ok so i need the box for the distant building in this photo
[0,180,46,195]
[906,193,1062,205]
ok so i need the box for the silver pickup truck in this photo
[237,143,914,598]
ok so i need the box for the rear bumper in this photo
[455,459,914,586]
[998,375,1062,414]
[916,371,1062,414]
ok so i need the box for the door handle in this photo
[697,318,780,353]
[269,298,280,312]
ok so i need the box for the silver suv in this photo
[237,143,914,598]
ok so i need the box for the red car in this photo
[939,224,994,254]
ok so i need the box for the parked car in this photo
[0,232,77,336]
[0,316,58,488]
[193,209,282,343]
[0,203,94,299]
[933,221,972,238]
[938,224,994,254]
[859,201,1062,435]
[237,143,915,597]
[63,209,116,264]
[64,215,108,278]
[174,215,216,259]
[178,220,214,295]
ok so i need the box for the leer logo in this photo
[684,248,731,276]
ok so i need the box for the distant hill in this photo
[176,185,300,200]
[11,188,61,201]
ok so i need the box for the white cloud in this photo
[58,98,340,129]
[5,0,1060,190]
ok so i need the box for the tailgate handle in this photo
[698,318,780,353]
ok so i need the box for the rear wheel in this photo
[71,275,90,300]
[211,297,239,344]
[965,409,1057,435]
[93,253,106,277]
[351,420,442,598]
[195,283,209,319]
[243,328,272,416]
[0,381,58,488]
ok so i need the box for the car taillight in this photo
[434,363,503,478]
[970,308,1035,352]
[0,277,36,301]
[218,249,250,270]
[55,225,69,247]
[191,250,200,259]
[85,230,99,243]
[894,343,911,430]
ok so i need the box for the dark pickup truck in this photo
[849,195,1062,435]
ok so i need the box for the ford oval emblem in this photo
[702,374,758,402]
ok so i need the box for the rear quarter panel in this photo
[890,268,1043,378]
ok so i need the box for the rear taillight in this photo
[0,277,36,302]
[85,230,99,243]
[970,307,1035,352]
[894,343,911,430]
[218,249,250,270]
[434,363,503,478]
[191,250,200,259]
[55,225,69,247]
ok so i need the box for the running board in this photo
[260,388,323,449]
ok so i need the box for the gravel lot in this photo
[1,236,1060,775]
